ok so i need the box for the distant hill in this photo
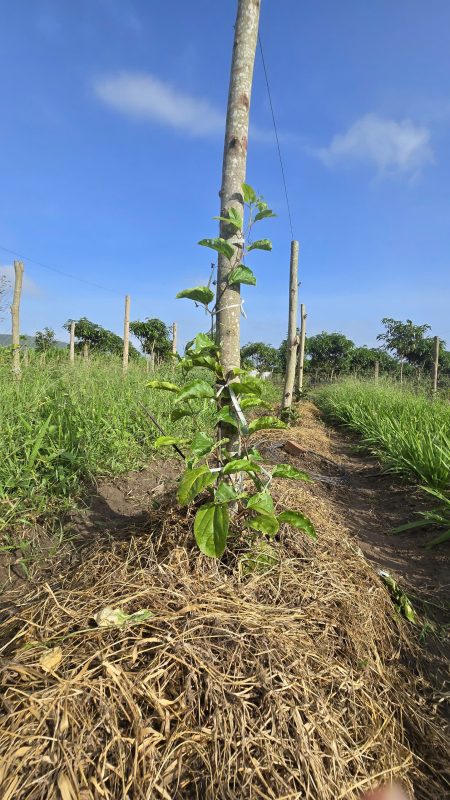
[0,334,67,349]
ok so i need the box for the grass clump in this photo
[0,358,215,533]
[314,380,450,490]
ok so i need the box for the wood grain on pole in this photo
[374,360,379,382]
[11,260,24,380]
[297,303,307,394]
[122,295,130,374]
[69,321,75,364]
[282,241,299,410]
[432,335,440,394]
[172,322,177,355]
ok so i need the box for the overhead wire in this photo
[258,32,295,241]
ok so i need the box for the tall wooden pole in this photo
[432,335,440,395]
[172,322,177,355]
[216,0,261,455]
[122,294,130,374]
[374,359,379,382]
[83,341,89,362]
[11,260,24,380]
[281,241,299,411]
[69,321,75,365]
[297,302,307,394]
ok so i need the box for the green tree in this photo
[377,318,431,383]
[35,327,56,353]
[129,318,172,363]
[241,342,280,372]
[64,317,139,358]
[307,332,354,380]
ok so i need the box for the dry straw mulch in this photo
[0,452,449,798]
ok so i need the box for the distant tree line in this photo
[242,318,449,383]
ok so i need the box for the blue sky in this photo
[1,0,449,350]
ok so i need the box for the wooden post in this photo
[22,344,29,367]
[172,322,177,355]
[216,0,261,456]
[432,336,440,395]
[150,350,155,373]
[69,321,75,364]
[374,360,379,382]
[281,241,299,411]
[122,294,130,374]
[11,260,24,380]
[297,302,307,395]
[83,341,89,362]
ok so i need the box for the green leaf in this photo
[277,511,317,540]
[390,518,429,535]
[177,466,216,506]
[272,464,312,482]
[215,405,239,428]
[176,286,214,305]
[215,482,247,504]
[248,416,287,433]
[247,491,274,515]
[425,528,450,548]
[170,406,193,422]
[228,265,256,286]
[194,503,229,557]
[248,513,279,536]
[154,436,187,449]
[242,183,257,203]
[247,239,272,252]
[214,208,243,230]
[254,208,277,222]
[240,395,266,411]
[194,333,218,353]
[222,458,261,475]
[198,238,235,260]
[190,354,217,370]
[176,380,215,403]
[230,377,263,396]
[190,432,215,459]
[146,380,179,393]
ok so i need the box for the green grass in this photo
[0,356,281,536]
[314,380,450,491]
[0,357,217,534]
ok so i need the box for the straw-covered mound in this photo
[0,476,448,798]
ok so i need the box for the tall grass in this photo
[314,380,450,490]
[0,358,216,533]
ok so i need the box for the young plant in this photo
[148,185,316,557]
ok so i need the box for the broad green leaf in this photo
[222,458,261,475]
[215,482,247,504]
[214,208,243,230]
[247,491,274,515]
[248,416,287,433]
[190,354,217,370]
[170,406,193,422]
[277,511,317,540]
[176,286,214,305]
[240,395,266,410]
[190,432,215,459]
[242,182,257,203]
[198,238,235,260]
[228,265,256,286]
[194,503,229,557]
[247,239,272,252]
[254,208,277,222]
[272,464,312,482]
[194,333,218,353]
[154,435,187,448]
[215,405,239,428]
[176,380,215,403]
[256,199,268,212]
[230,377,263,396]
[147,380,179,393]
[177,466,216,506]
[248,513,279,536]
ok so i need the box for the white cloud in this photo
[93,72,224,137]
[316,113,433,176]
[0,265,41,297]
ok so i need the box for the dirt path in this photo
[258,402,449,628]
